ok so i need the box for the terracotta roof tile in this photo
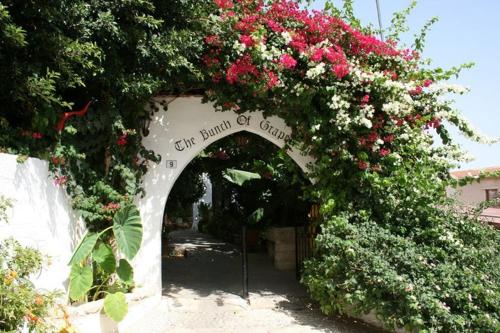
[450,166,500,179]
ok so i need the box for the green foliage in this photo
[116,259,134,285]
[69,265,93,301]
[112,204,143,260]
[0,238,59,332]
[193,133,311,242]
[68,232,99,266]
[0,195,13,224]
[93,243,116,274]
[68,204,141,321]
[303,209,500,332]
[103,292,128,322]
[222,168,261,186]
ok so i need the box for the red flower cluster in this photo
[226,55,259,84]
[280,54,297,69]
[426,118,441,129]
[360,94,370,105]
[204,0,403,90]
[357,160,368,170]
[215,0,234,9]
[104,202,120,211]
[54,175,68,186]
[266,70,280,88]
[32,132,43,139]
[117,133,128,146]
[239,34,255,47]
[409,86,423,96]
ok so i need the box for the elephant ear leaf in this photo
[68,232,99,265]
[116,259,134,284]
[103,292,128,322]
[112,204,142,260]
[93,243,116,274]
[69,264,93,301]
[223,168,261,186]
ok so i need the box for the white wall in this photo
[0,153,84,293]
[135,96,314,295]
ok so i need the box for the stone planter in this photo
[264,227,296,270]
[67,292,161,333]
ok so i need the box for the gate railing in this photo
[295,224,316,279]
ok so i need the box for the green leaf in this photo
[247,208,264,225]
[223,168,261,186]
[112,205,143,260]
[103,292,128,322]
[69,264,93,301]
[93,243,116,274]
[69,232,99,265]
[116,259,134,284]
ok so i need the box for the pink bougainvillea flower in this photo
[205,35,220,45]
[222,11,236,19]
[409,86,423,96]
[332,64,349,79]
[239,34,255,47]
[357,160,368,170]
[226,55,259,84]
[289,33,307,52]
[266,71,280,89]
[32,132,43,139]
[368,131,378,142]
[380,148,391,157]
[222,102,240,110]
[383,134,395,143]
[361,94,370,105]
[117,133,128,146]
[280,54,297,69]
[310,48,324,62]
[214,150,230,160]
[54,175,68,186]
[265,19,285,33]
[214,0,234,9]
[50,156,65,166]
[426,118,441,129]
[104,202,120,211]
[423,79,433,87]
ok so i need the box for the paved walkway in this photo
[129,230,384,333]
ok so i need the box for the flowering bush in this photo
[200,0,499,331]
[0,238,59,332]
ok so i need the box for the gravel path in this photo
[127,230,385,333]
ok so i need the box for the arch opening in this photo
[135,96,315,295]
[161,131,315,297]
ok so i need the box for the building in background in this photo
[448,166,500,228]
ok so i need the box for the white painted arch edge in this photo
[134,96,315,295]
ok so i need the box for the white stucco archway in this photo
[134,96,314,295]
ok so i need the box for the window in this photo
[485,189,499,201]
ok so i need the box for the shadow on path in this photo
[161,229,386,333]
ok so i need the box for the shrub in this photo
[303,210,500,332]
[0,238,59,332]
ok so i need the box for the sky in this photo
[309,0,500,170]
